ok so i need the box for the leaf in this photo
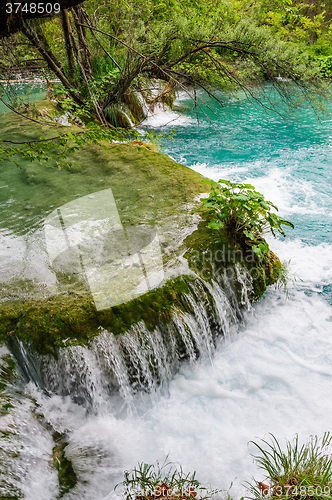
[202,202,218,209]
[258,241,269,253]
[243,230,256,240]
[217,179,232,186]
[217,212,230,220]
[208,219,224,230]
[279,219,295,228]
[252,245,263,258]
[201,178,217,186]
[232,194,249,201]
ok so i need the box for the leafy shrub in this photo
[200,179,294,260]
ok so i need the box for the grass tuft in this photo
[245,433,332,500]
[115,459,222,500]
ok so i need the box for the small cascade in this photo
[0,347,57,500]
[7,333,45,389]
[12,271,252,413]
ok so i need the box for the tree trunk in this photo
[71,4,93,78]
[102,66,142,110]
[61,9,76,80]
[21,20,85,105]
[68,28,106,124]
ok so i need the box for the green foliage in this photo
[200,179,294,260]
[0,0,331,166]
[315,55,332,77]
[116,460,222,500]
[246,433,332,500]
[244,0,328,43]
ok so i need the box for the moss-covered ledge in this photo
[0,106,282,357]
[0,276,196,355]
[0,223,281,357]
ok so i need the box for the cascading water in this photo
[11,271,249,413]
[2,85,332,500]
[1,270,251,500]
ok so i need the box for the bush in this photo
[199,179,294,260]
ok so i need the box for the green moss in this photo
[0,224,282,356]
[0,354,17,391]
[122,92,146,123]
[52,432,77,498]
[0,275,197,355]
[0,353,18,417]
[246,251,283,301]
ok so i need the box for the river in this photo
[1,84,332,499]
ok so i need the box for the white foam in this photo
[24,276,332,500]
[140,98,195,128]
[188,162,249,181]
[267,236,332,287]
[242,168,328,217]
[187,162,328,218]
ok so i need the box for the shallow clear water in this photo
[2,86,332,499]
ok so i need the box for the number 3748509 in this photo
[6,3,60,14]
[272,485,331,497]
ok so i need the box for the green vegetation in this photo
[246,433,332,500]
[199,179,294,260]
[116,460,221,500]
[0,276,198,355]
[52,433,77,498]
[0,352,18,427]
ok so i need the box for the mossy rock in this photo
[0,352,18,418]
[0,231,281,357]
[52,433,77,498]
[1,275,202,355]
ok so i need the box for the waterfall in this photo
[8,269,252,414]
[1,267,253,500]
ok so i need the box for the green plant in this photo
[315,56,332,78]
[245,433,332,500]
[115,460,222,500]
[199,179,294,260]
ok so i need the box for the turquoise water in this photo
[0,82,46,114]
[161,91,332,242]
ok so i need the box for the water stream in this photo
[1,86,332,499]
